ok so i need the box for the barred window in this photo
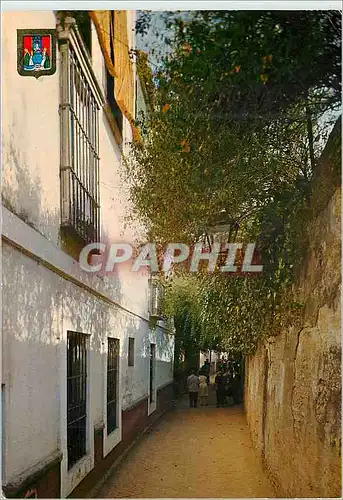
[128,337,135,367]
[107,338,119,435]
[67,331,87,469]
[60,37,100,245]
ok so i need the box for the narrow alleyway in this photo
[97,383,276,498]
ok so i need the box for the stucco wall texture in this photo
[1,11,174,497]
[245,120,341,498]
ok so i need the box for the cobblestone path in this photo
[97,385,275,498]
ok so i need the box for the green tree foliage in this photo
[129,10,341,355]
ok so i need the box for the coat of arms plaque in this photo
[17,29,56,78]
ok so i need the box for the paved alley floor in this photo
[97,386,276,498]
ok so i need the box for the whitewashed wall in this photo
[2,10,174,497]
[2,244,60,482]
[2,11,60,245]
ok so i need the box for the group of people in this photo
[214,370,242,407]
[186,361,242,408]
[187,359,211,407]
[187,370,209,407]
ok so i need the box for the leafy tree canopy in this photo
[129,10,341,355]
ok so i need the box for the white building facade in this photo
[1,10,174,498]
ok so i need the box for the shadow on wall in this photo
[2,103,178,498]
[119,314,174,409]
[2,238,174,494]
[244,117,341,499]
[141,324,174,362]
[3,112,125,302]
[2,117,60,244]
[2,240,125,494]
[2,108,174,495]
[141,326,174,387]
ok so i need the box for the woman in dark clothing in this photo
[201,360,210,385]
[232,373,242,404]
[215,371,226,407]
[225,372,233,404]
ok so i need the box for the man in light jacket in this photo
[187,370,200,408]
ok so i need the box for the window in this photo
[60,38,100,245]
[67,331,87,469]
[107,338,119,435]
[106,70,123,135]
[128,337,135,367]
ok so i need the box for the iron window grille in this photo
[128,337,135,367]
[67,331,88,469]
[60,35,100,244]
[107,338,119,435]
[73,11,92,57]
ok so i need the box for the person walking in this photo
[232,373,242,405]
[187,370,200,408]
[215,370,226,407]
[225,371,233,405]
[199,373,209,406]
[200,360,210,385]
[204,359,211,385]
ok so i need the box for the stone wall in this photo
[245,118,341,498]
